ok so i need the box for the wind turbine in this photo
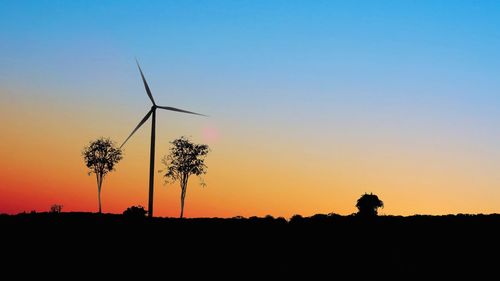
[121,60,206,217]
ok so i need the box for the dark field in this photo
[2,213,499,279]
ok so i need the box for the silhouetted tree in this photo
[276,217,287,224]
[161,137,209,218]
[123,205,147,218]
[356,193,384,217]
[265,215,275,220]
[50,204,63,213]
[290,214,304,223]
[83,138,123,214]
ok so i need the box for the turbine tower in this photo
[121,60,206,217]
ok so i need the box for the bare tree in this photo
[83,137,123,214]
[162,137,209,218]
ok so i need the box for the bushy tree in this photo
[162,137,209,218]
[356,193,384,217]
[83,137,123,213]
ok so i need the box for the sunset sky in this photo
[1,0,500,217]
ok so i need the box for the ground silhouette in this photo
[1,212,499,278]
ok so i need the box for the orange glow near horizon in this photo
[1,93,500,218]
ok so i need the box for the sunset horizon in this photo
[2,0,500,218]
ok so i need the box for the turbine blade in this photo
[157,105,207,117]
[120,109,153,148]
[136,59,156,105]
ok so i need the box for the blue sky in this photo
[2,0,500,111]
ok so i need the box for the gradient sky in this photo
[1,0,500,217]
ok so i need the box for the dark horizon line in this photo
[4,211,500,219]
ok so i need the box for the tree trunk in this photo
[98,187,102,214]
[180,187,185,218]
[180,177,188,218]
[97,174,102,214]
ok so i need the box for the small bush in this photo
[50,204,63,213]
[123,205,147,218]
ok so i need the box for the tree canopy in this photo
[83,138,122,177]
